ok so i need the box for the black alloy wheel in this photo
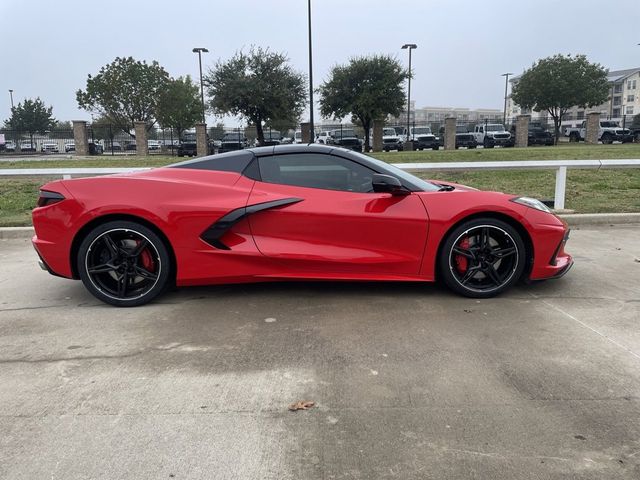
[77,221,171,307]
[439,218,526,298]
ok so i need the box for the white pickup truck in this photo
[565,120,633,144]
[382,127,403,151]
[473,124,514,148]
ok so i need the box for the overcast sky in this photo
[1,0,639,127]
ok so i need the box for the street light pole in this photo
[308,0,314,142]
[8,89,14,110]
[192,48,209,124]
[402,44,417,142]
[501,72,513,125]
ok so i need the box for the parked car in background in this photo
[565,120,633,144]
[88,142,104,155]
[259,131,282,146]
[331,129,363,152]
[105,141,122,152]
[177,133,197,157]
[473,124,514,148]
[148,140,162,151]
[5,140,16,152]
[455,133,477,149]
[41,141,60,153]
[219,132,247,153]
[125,143,137,151]
[404,127,440,150]
[382,127,404,151]
[19,140,37,152]
[527,126,554,146]
[294,130,303,144]
[316,131,332,144]
[64,141,75,153]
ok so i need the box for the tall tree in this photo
[4,97,56,146]
[76,56,170,136]
[155,75,202,139]
[511,54,609,144]
[318,55,408,150]
[204,47,306,145]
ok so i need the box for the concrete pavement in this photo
[1,225,639,479]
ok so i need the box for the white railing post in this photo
[554,166,567,210]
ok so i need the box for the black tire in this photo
[601,133,613,145]
[77,221,171,307]
[439,218,526,298]
[433,145,440,150]
[483,137,494,149]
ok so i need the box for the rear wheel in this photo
[439,218,526,298]
[77,221,171,307]
[601,133,613,145]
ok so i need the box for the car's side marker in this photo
[201,197,304,250]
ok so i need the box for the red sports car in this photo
[32,144,572,307]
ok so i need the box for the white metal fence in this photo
[1,159,640,210]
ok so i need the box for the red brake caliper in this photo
[138,241,155,272]
[455,237,469,273]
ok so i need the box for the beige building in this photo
[389,102,502,125]
[507,67,640,127]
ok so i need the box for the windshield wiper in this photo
[438,184,455,191]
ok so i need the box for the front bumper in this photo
[529,225,573,280]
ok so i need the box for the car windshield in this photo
[383,128,396,136]
[412,127,431,135]
[486,125,505,132]
[350,152,440,192]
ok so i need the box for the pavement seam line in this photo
[534,295,640,362]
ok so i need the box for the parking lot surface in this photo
[1,225,639,479]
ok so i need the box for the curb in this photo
[2,213,639,240]
[0,227,34,240]
[559,213,640,226]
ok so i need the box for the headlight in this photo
[511,196,552,213]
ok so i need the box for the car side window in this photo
[258,153,375,193]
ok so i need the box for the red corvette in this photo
[32,144,572,306]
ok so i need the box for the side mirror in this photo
[372,174,409,196]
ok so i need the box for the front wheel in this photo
[77,221,171,307]
[439,218,526,298]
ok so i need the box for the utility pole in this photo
[192,48,209,124]
[501,72,513,125]
[402,44,417,142]
[308,0,315,142]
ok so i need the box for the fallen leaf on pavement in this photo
[289,400,315,411]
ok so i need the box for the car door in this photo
[246,152,429,277]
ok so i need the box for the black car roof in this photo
[167,144,428,190]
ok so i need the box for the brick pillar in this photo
[444,117,456,150]
[301,122,311,143]
[515,114,530,147]
[585,112,600,144]
[372,120,384,152]
[134,121,148,155]
[72,120,89,156]
[195,123,207,156]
